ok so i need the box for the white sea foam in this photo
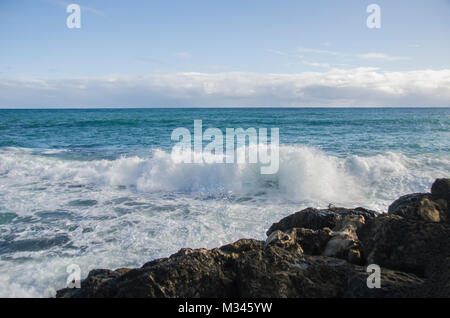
[0,145,448,297]
[0,146,446,208]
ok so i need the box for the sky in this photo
[0,0,449,108]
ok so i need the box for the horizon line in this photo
[1,106,450,110]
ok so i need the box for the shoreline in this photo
[57,178,450,298]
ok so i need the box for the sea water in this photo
[0,107,449,297]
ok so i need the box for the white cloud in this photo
[282,47,410,64]
[358,53,409,61]
[1,68,450,107]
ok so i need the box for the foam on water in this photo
[0,145,449,297]
[0,145,446,207]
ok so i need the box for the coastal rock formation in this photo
[431,178,450,213]
[266,207,376,235]
[358,214,450,276]
[57,239,424,298]
[387,179,450,222]
[322,214,365,265]
[388,193,445,222]
[57,178,450,298]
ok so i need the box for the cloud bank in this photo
[1,68,450,108]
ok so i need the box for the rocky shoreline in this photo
[57,179,450,298]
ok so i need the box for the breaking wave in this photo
[0,145,447,210]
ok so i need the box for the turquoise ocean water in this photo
[0,108,449,296]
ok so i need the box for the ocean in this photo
[0,107,449,297]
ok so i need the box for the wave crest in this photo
[1,145,447,209]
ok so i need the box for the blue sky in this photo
[1,0,450,107]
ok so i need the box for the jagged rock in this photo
[266,207,376,236]
[265,227,333,256]
[74,269,122,297]
[58,239,263,298]
[57,238,425,298]
[388,193,446,222]
[289,227,332,255]
[265,230,304,254]
[344,268,424,298]
[266,208,338,235]
[233,244,424,298]
[431,178,450,213]
[322,215,365,265]
[267,209,369,265]
[358,214,450,277]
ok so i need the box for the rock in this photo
[58,240,261,298]
[265,227,333,256]
[423,256,450,297]
[266,208,338,235]
[56,269,125,298]
[358,214,450,277]
[266,215,366,266]
[345,268,424,298]
[417,197,445,222]
[289,227,332,255]
[267,210,369,265]
[388,193,446,222]
[233,245,424,298]
[431,178,450,213]
[266,207,376,236]
[57,238,425,298]
[265,230,304,254]
[322,215,365,265]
